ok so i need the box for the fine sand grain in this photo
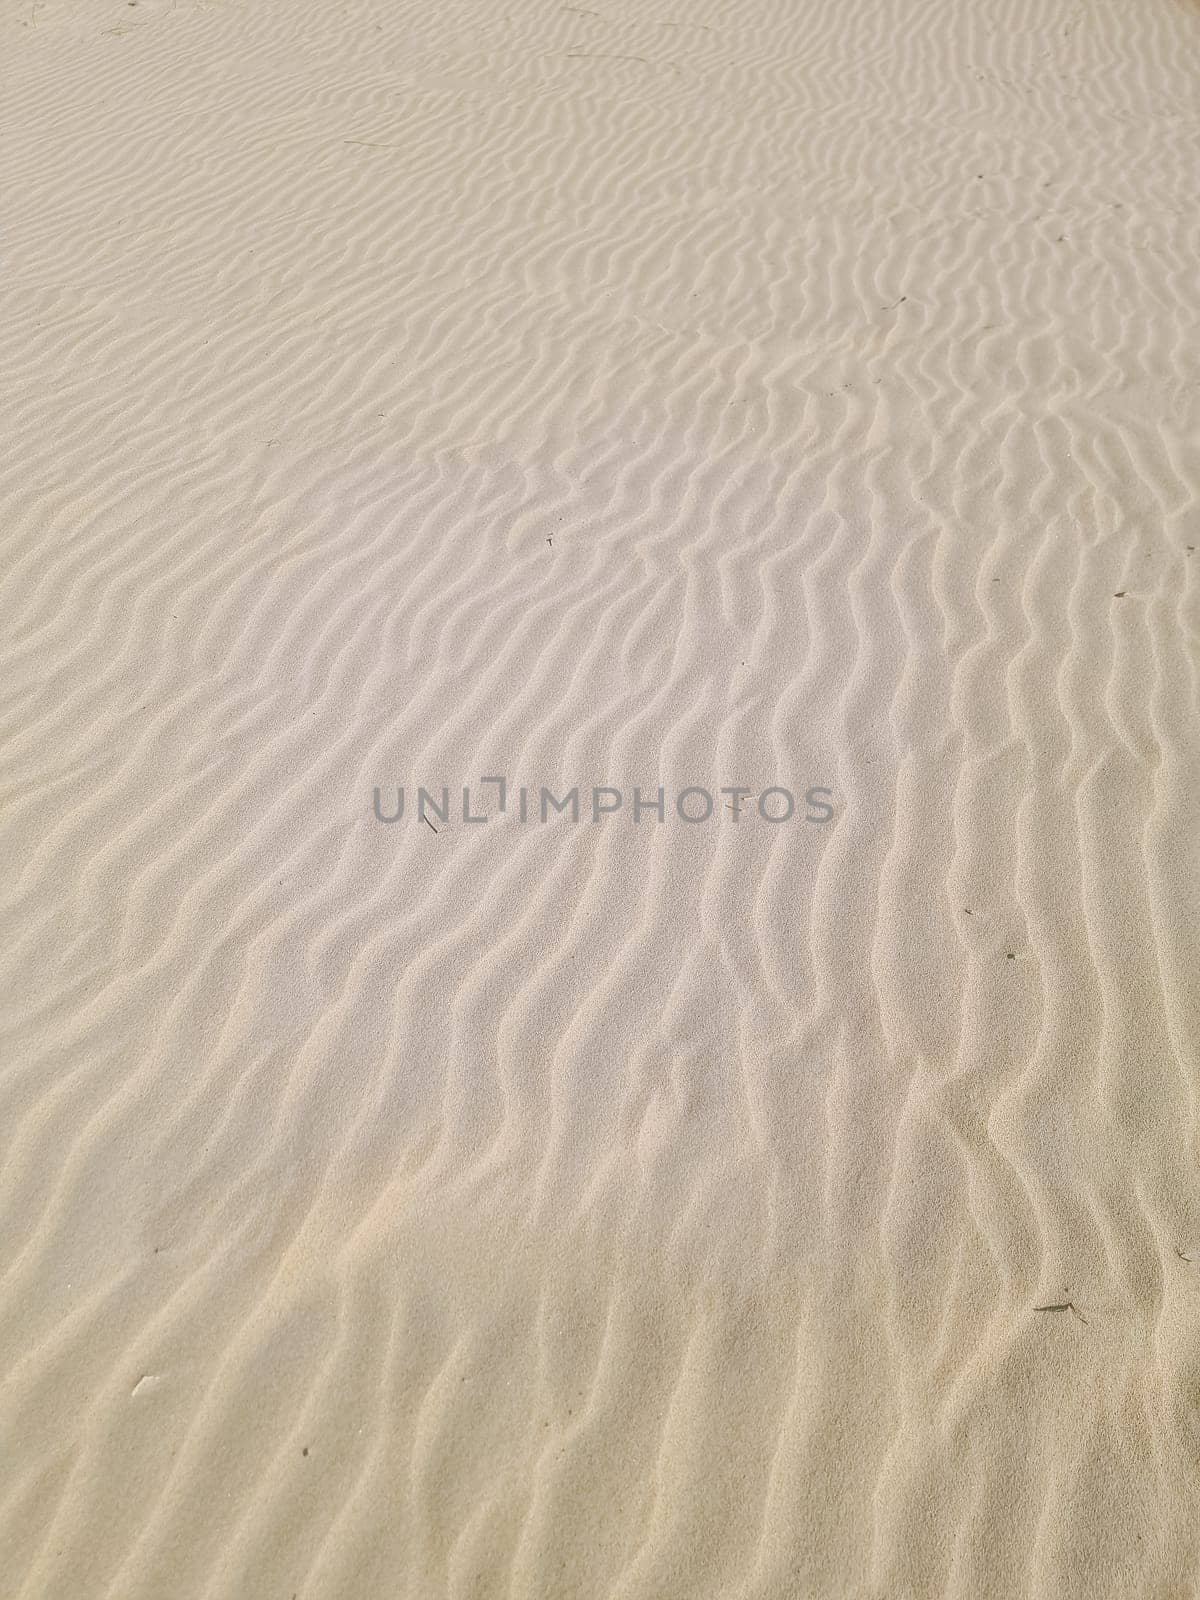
[2,0,1200,1595]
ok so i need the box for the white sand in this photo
[3,0,1200,1594]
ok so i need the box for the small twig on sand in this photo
[423,817,438,834]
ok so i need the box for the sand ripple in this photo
[2,0,1200,1593]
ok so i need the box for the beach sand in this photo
[3,0,1200,1594]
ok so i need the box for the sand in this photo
[2,0,1200,1594]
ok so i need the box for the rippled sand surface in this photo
[3,0,1200,1594]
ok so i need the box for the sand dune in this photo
[3,0,1200,1594]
